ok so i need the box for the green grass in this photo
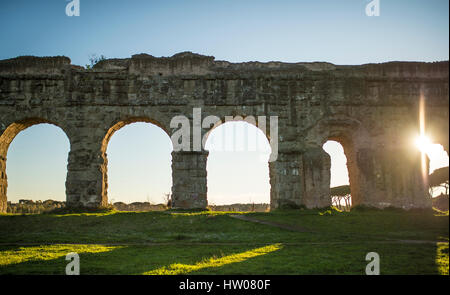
[0,208,448,275]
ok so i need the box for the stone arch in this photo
[203,119,272,207]
[100,116,173,205]
[0,118,71,213]
[305,115,369,208]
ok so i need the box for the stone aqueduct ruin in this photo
[0,52,448,213]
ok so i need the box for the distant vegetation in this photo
[331,185,351,196]
[85,54,107,70]
[428,166,449,212]
[330,185,351,211]
[208,203,269,212]
[6,200,65,214]
[429,166,449,196]
[112,202,167,212]
[6,199,270,214]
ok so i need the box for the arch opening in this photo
[102,117,170,154]
[322,140,351,211]
[204,121,271,212]
[104,121,173,211]
[0,121,69,213]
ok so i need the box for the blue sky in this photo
[1,0,448,65]
[1,0,449,204]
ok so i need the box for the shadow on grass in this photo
[144,243,282,275]
[0,242,446,275]
[0,243,281,275]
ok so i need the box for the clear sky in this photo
[1,0,449,204]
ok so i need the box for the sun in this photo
[415,135,432,153]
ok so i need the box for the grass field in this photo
[0,208,448,275]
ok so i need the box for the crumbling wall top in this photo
[0,53,448,80]
[0,56,71,75]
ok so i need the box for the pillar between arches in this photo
[171,150,209,209]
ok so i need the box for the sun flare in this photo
[414,134,449,176]
[415,135,432,153]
